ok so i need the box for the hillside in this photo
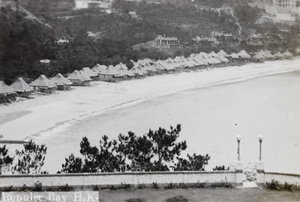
[0,0,299,83]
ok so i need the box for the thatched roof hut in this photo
[282,50,293,58]
[0,81,17,103]
[10,77,33,97]
[217,50,229,57]
[99,65,121,82]
[237,50,251,59]
[51,73,73,90]
[80,67,98,80]
[273,51,284,59]
[67,70,91,86]
[92,64,107,74]
[115,64,135,78]
[30,75,56,93]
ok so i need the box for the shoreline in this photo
[1,58,300,174]
[0,58,299,140]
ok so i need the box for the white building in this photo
[153,35,179,48]
[272,0,297,8]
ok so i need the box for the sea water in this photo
[42,71,300,174]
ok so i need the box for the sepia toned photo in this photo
[0,0,300,201]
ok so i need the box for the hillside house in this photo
[211,31,237,43]
[153,35,179,48]
[129,11,138,19]
[246,33,270,46]
[193,36,219,46]
[272,0,297,8]
[246,33,282,46]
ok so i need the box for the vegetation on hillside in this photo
[0,0,299,83]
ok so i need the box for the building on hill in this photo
[193,36,219,47]
[211,31,238,43]
[75,0,112,10]
[129,11,139,19]
[153,35,180,48]
[272,0,297,8]
[246,33,282,46]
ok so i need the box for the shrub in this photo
[209,182,234,188]
[165,182,176,189]
[266,179,280,190]
[178,183,188,189]
[165,195,189,202]
[57,184,73,191]
[32,181,43,191]
[189,181,205,188]
[137,184,146,189]
[152,182,159,189]
[92,185,99,191]
[120,183,131,190]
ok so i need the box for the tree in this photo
[0,145,14,174]
[129,135,153,171]
[174,153,210,171]
[147,124,187,171]
[80,137,99,172]
[61,154,83,173]
[97,135,119,172]
[13,140,47,174]
[115,132,136,171]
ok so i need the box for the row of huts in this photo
[0,49,294,103]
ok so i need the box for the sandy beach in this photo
[1,58,300,174]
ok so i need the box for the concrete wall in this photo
[265,172,300,184]
[0,171,236,188]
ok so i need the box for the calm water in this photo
[42,71,300,174]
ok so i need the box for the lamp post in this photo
[236,135,242,161]
[258,135,264,161]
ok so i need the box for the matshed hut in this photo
[51,73,73,90]
[67,70,92,86]
[115,63,135,79]
[237,50,251,60]
[99,65,120,82]
[10,77,33,98]
[229,53,239,61]
[92,64,107,75]
[217,50,229,58]
[80,67,98,80]
[129,66,145,77]
[0,81,17,103]
[30,75,56,94]
[273,51,284,60]
[282,50,293,59]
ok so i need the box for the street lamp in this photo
[258,135,264,161]
[236,135,242,161]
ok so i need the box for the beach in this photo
[1,58,300,174]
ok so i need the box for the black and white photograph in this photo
[0,0,300,201]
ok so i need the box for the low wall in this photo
[265,172,300,185]
[0,171,236,188]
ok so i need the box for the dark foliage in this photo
[0,145,14,174]
[174,153,210,171]
[13,140,47,174]
[147,124,187,171]
[213,165,229,171]
[61,125,202,173]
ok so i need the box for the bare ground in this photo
[94,188,300,202]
